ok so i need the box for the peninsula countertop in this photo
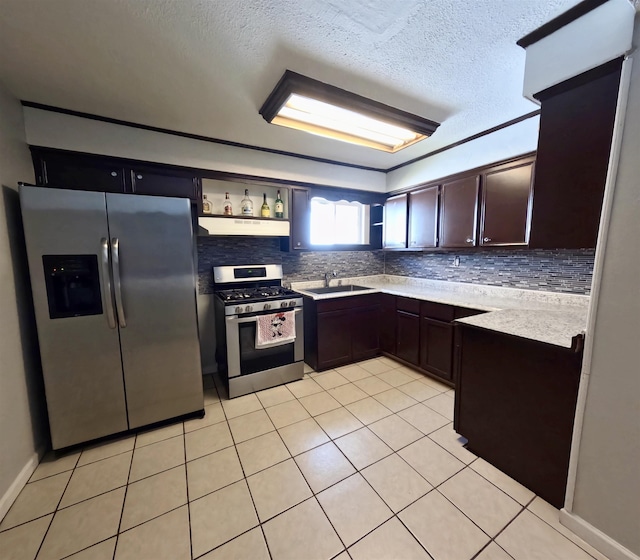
[291,275,589,349]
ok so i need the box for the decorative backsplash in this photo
[197,237,594,295]
[384,248,594,294]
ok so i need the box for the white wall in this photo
[385,116,540,191]
[0,83,47,520]
[23,107,387,193]
[560,21,640,559]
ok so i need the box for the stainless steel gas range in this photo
[213,264,304,398]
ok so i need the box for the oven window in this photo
[238,322,294,375]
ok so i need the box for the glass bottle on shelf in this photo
[223,192,233,215]
[261,193,271,218]
[202,194,212,215]
[240,189,253,216]
[275,190,284,219]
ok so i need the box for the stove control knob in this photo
[263,303,271,311]
[280,301,288,308]
[289,300,296,307]
[245,305,253,313]
[235,306,242,314]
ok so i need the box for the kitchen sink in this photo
[303,284,372,294]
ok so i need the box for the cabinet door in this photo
[351,305,380,362]
[480,162,533,246]
[440,176,479,248]
[396,310,420,365]
[379,294,397,355]
[290,188,310,250]
[131,168,199,201]
[408,186,439,248]
[420,317,454,381]
[383,194,408,249]
[529,59,622,249]
[40,152,126,193]
[317,309,352,369]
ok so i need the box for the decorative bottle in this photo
[240,189,253,216]
[275,190,284,219]
[223,192,233,215]
[202,194,212,215]
[261,193,271,218]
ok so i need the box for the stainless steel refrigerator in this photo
[20,186,203,450]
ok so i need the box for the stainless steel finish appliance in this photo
[20,186,203,449]
[213,265,304,398]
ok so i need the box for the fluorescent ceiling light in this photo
[259,71,440,153]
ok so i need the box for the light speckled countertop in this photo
[291,275,589,349]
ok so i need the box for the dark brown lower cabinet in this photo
[396,310,420,366]
[454,324,583,508]
[304,294,380,371]
[379,293,397,355]
[420,318,454,380]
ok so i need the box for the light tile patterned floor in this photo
[0,357,610,560]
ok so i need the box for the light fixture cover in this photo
[259,70,440,153]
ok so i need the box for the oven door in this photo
[225,308,303,378]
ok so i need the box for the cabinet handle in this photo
[465,238,473,243]
[483,237,491,243]
[110,171,117,177]
[296,242,301,246]
[136,174,143,180]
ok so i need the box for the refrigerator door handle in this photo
[100,237,117,329]
[111,237,127,328]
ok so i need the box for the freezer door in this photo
[19,186,128,449]
[105,193,203,428]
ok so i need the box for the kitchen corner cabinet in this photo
[480,159,534,246]
[408,186,439,249]
[439,175,479,248]
[529,58,622,249]
[454,323,583,507]
[304,294,380,371]
[383,194,408,249]
[380,294,484,384]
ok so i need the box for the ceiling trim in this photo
[386,110,541,173]
[21,100,540,175]
[20,100,386,173]
[517,0,608,47]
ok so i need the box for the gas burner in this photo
[216,286,297,304]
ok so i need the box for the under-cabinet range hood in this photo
[198,216,290,237]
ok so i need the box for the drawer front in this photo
[397,296,421,314]
[421,301,455,322]
[316,293,379,313]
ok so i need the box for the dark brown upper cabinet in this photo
[408,186,439,249]
[130,167,199,200]
[480,159,534,246]
[33,149,127,193]
[383,193,408,249]
[439,175,479,248]
[528,58,622,249]
[289,187,310,250]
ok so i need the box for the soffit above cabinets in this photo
[0,0,581,168]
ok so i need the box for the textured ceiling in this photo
[0,0,581,168]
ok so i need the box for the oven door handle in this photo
[227,308,302,324]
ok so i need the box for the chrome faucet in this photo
[324,271,337,287]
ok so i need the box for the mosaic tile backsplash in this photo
[385,248,594,294]
[197,237,594,295]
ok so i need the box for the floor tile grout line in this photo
[231,441,274,560]
[181,425,194,560]
[523,503,605,560]
[111,433,137,560]
[30,450,79,560]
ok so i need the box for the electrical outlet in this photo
[453,256,460,267]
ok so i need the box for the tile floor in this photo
[0,357,610,560]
